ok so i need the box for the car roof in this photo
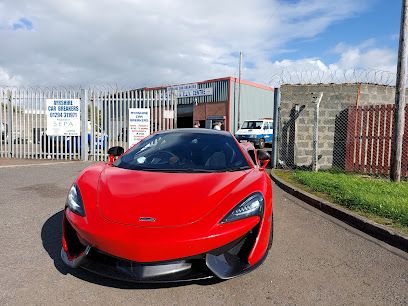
[156,128,232,137]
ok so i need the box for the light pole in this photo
[391,0,408,182]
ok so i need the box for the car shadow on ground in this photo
[41,210,223,289]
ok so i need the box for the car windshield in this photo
[241,121,263,129]
[114,131,251,172]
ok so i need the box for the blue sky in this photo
[279,0,400,64]
[0,0,403,86]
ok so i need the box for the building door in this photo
[176,104,193,128]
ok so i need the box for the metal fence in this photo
[0,87,177,161]
[274,83,408,178]
[345,104,408,177]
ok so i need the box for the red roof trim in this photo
[229,77,274,91]
[143,76,273,91]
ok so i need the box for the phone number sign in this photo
[128,108,151,147]
[46,99,80,136]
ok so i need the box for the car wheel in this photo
[258,138,265,149]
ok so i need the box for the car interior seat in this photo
[205,151,227,169]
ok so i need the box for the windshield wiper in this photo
[121,166,250,173]
[184,168,217,173]
[135,168,184,172]
[224,166,251,172]
[130,168,215,173]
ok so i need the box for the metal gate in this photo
[0,87,177,161]
[87,88,177,161]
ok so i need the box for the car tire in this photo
[258,138,265,149]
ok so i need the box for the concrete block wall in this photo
[359,84,396,105]
[278,83,397,170]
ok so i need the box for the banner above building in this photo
[167,83,213,98]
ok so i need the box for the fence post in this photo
[7,90,13,158]
[312,92,323,172]
[272,87,280,168]
[80,89,88,161]
[173,91,178,128]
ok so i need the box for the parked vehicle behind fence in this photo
[235,119,273,149]
[1,123,8,143]
[41,121,108,154]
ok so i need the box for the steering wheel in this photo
[147,150,179,165]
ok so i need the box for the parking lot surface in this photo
[0,161,407,306]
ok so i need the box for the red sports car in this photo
[61,128,273,282]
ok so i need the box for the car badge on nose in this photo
[139,217,156,222]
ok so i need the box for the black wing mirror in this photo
[108,146,124,157]
[257,150,270,170]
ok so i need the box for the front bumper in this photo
[61,212,272,282]
[62,246,213,283]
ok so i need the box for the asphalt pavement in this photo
[0,161,407,306]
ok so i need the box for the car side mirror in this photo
[108,146,124,156]
[107,146,124,164]
[257,150,270,170]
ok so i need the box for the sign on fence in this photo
[128,108,150,147]
[0,87,175,161]
[163,110,174,119]
[46,99,80,136]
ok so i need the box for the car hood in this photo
[97,166,249,227]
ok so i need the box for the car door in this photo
[263,121,273,143]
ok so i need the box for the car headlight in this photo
[250,135,257,139]
[66,184,85,216]
[221,192,264,223]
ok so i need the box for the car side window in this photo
[247,149,257,165]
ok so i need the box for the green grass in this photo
[273,169,408,234]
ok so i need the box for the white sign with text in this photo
[128,108,151,147]
[46,99,80,136]
[163,110,174,119]
[167,83,213,98]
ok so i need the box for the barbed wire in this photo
[0,68,399,91]
[0,84,138,93]
[269,68,397,87]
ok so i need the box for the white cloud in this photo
[256,40,397,86]
[0,0,385,87]
[0,67,23,86]
[330,41,396,72]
